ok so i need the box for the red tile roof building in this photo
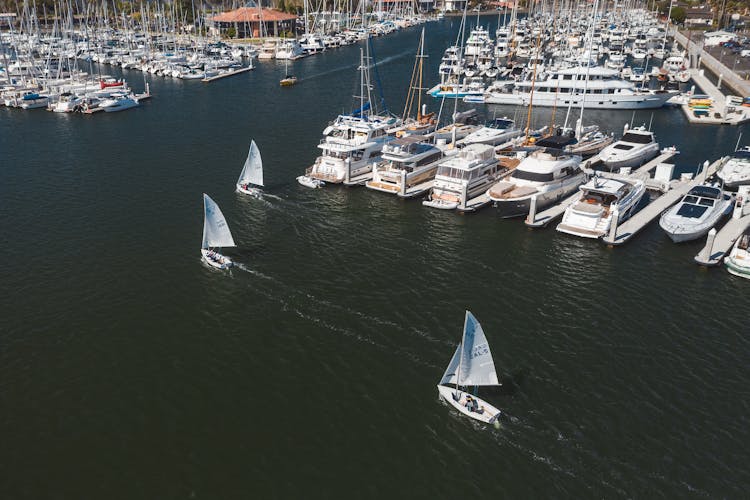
[210,7,298,37]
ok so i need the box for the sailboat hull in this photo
[236,183,262,197]
[437,385,501,424]
[201,249,233,270]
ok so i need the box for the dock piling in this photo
[608,208,620,243]
[526,195,538,225]
[699,228,717,264]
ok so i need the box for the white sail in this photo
[457,311,499,386]
[202,193,236,249]
[237,140,264,187]
[439,344,461,386]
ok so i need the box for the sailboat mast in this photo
[455,311,469,398]
[417,27,424,121]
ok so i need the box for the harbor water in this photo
[1,18,749,498]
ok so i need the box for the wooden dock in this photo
[602,158,724,246]
[202,66,254,83]
[695,186,750,265]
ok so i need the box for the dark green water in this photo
[2,19,749,498]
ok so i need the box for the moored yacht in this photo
[366,136,446,198]
[423,144,503,212]
[659,184,733,243]
[275,39,305,60]
[717,146,750,189]
[306,114,398,185]
[99,92,139,112]
[599,125,659,170]
[483,66,676,109]
[488,148,585,218]
[557,175,647,238]
[458,117,523,147]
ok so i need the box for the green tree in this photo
[671,6,687,24]
[225,26,237,38]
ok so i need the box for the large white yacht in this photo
[464,26,492,60]
[366,136,446,198]
[487,148,585,218]
[257,40,277,60]
[717,147,750,189]
[275,39,305,60]
[483,66,677,109]
[423,144,503,212]
[599,125,659,170]
[307,114,398,185]
[458,117,523,147]
[659,184,733,243]
[557,175,647,238]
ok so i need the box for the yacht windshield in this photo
[487,118,514,129]
[511,169,554,182]
[621,132,653,144]
[437,166,472,180]
[676,204,709,218]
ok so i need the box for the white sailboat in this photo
[437,311,503,424]
[236,140,264,197]
[201,193,236,270]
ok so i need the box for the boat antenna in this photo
[648,112,654,131]
[629,110,635,129]
[735,132,743,152]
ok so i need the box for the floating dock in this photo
[601,158,723,246]
[695,186,750,266]
[202,66,254,83]
[679,69,750,125]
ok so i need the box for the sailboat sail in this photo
[202,193,236,249]
[238,140,263,187]
[439,345,461,386]
[457,311,499,386]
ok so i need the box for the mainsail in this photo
[237,140,263,187]
[202,193,236,249]
[457,311,499,386]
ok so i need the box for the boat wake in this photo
[301,63,359,81]
[375,48,412,66]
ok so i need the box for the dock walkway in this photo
[202,66,254,83]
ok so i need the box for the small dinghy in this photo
[236,140,264,197]
[437,311,503,424]
[726,230,750,279]
[201,193,236,270]
[297,175,325,189]
[659,184,733,243]
[280,75,297,86]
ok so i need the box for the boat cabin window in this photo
[698,197,715,207]
[676,204,709,218]
[613,144,634,151]
[487,118,514,129]
[511,169,555,182]
[688,186,721,199]
[621,132,653,144]
[437,166,471,180]
[416,151,443,167]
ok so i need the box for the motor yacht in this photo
[659,184,733,242]
[458,117,523,147]
[717,146,750,189]
[423,144,503,212]
[557,175,647,238]
[366,136,446,198]
[599,125,659,170]
[488,148,585,218]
